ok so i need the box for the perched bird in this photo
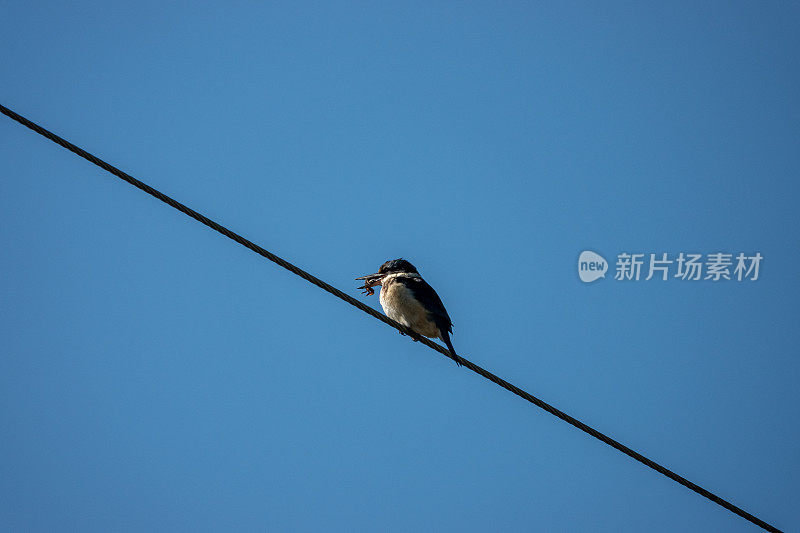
[356,259,461,366]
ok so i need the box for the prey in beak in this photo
[355,273,384,296]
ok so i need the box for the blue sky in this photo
[1,2,798,531]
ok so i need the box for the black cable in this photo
[0,103,782,533]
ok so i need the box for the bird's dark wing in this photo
[403,276,461,366]
[404,277,453,333]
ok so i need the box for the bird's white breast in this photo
[379,274,440,338]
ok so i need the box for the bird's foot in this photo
[399,330,423,342]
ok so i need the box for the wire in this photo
[0,103,782,533]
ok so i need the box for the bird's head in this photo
[356,258,418,294]
[377,258,418,275]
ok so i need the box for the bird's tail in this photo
[440,329,462,367]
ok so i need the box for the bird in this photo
[356,258,462,366]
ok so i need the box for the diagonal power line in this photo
[0,103,782,533]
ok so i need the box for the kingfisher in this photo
[356,259,462,366]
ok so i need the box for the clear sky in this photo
[1,2,798,531]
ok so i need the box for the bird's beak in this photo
[355,273,384,286]
[355,273,384,295]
